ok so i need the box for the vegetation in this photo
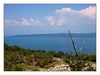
[4,43,54,71]
[4,42,96,71]
[63,30,96,71]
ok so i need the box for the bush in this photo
[12,64,23,71]
[34,52,53,67]
[4,42,9,51]
[63,54,71,63]
[77,61,86,71]
[49,51,65,58]
[48,50,56,56]
[4,61,12,71]
[32,68,40,71]
[89,55,96,62]
[86,64,96,71]
[25,55,34,65]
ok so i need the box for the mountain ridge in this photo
[11,33,96,38]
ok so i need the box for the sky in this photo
[4,4,96,35]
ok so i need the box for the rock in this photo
[82,62,96,71]
[41,64,71,71]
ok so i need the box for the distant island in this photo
[11,33,96,38]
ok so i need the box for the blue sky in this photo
[4,4,96,35]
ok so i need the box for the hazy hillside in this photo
[12,33,96,38]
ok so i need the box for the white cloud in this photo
[30,18,41,26]
[21,18,30,25]
[57,18,66,25]
[21,18,44,26]
[56,8,77,14]
[80,6,96,20]
[5,6,96,27]
[56,6,96,20]
[5,19,20,25]
[5,18,44,26]
[50,6,96,26]
[45,16,56,25]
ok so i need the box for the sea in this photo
[4,33,96,54]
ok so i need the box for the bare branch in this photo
[68,30,79,56]
[63,40,72,51]
[63,40,76,55]
[79,41,85,54]
[63,30,86,71]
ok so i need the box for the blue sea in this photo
[4,34,96,54]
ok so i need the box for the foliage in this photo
[88,55,96,62]
[34,52,53,67]
[77,61,86,71]
[25,55,34,65]
[4,60,12,71]
[86,66,96,71]
[32,68,40,71]
[12,64,23,71]
[48,50,65,58]
[4,43,54,70]
[4,42,96,71]
[80,54,96,62]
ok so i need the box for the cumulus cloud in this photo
[80,6,96,20]
[5,19,20,25]
[21,18,44,26]
[21,18,30,25]
[56,8,77,15]
[30,18,41,26]
[5,6,96,27]
[56,6,96,20]
[5,18,44,26]
[45,16,56,25]
[48,6,95,26]
[57,18,66,25]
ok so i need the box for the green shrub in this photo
[4,61,12,71]
[25,55,34,65]
[86,65,96,71]
[12,64,23,71]
[34,52,53,67]
[89,55,96,62]
[77,61,86,71]
[32,68,40,71]
[48,50,56,57]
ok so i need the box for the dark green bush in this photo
[89,55,96,62]
[34,52,53,67]
[12,64,23,71]
[77,61,86,71]
[48,50,56,57]
[25,55,34,65]
[32,68,40,71]
[4,61,12,71]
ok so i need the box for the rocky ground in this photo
[41,57,71,71]
[23,57,71,71]
[82,62,96,71]
[23,57,96,71]
[41,64,71,71]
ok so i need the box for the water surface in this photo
[4,35,96,54]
